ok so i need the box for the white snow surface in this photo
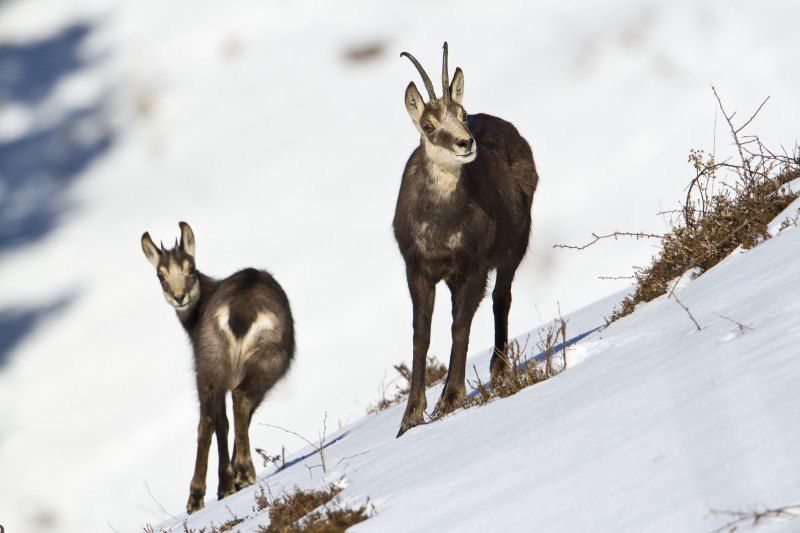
[164,217,800,532]
[1,0,799,531]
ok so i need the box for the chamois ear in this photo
[141,232,161,268]
[405,82,424,122]
[449,67,464,104]
[178,221,195,258]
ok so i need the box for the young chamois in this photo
[140,222,294,513]
[393,43,538,436]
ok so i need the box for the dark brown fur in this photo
[141,223,294,513]
[394,45,538,436]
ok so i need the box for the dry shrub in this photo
[556,91,800,324]
[467,319,568,407]
[367,355,447,413]
[256,485,370,533]
[608,157,798,323]
[216,507,244,532]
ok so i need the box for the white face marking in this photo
[417,104,476,167]
[215,306,281,390]
[160,258,199,309]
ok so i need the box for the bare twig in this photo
[710,503,800,532]
[144,482,179,521]
[260,412,330,474]
[336,450,370,466]
[735,95,771,135]
[554,231,663,251]
[712,311,753,334]
[255,448,282,469]
[672,293,702,331]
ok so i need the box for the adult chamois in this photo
[393,43,538,436]
[141,222,294,513]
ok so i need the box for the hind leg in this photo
[490,265,518,386]
[231,387,261,490]
[214,391,236,501]
[231,364,282,490]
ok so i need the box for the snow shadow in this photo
[0,21,94,105]
[0,294,75,368]
[270,431,351,475]
[0,20,112,252]
[0,104,113,251]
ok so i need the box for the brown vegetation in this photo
[367,355,447,414]
[466,318,568,408]
[256,485,370,533]
[556,91,800,325]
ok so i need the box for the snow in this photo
[169,209,800,531]
[1,0,799,531]
[162,212,800,531]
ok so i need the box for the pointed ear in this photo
[449,67,464,104]
[405,82,424,122]
[178,221,195,257]
[141,232,161,268]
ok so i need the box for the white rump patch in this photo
[215,306,279,389]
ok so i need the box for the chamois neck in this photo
[421,157,462,201]
[176,272,217,332]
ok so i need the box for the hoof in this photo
[217,483,236,501]
[396,419,422,438]
[186,493,205,514]
[397,394,427,438]
[432,388,466,418]
[233,462,256,490]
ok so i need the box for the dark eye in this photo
[157,273,165,282]
[422,122,434,134]
[188,265,196,275]
[462,110,468,121]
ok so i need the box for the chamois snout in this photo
[456,137,474,154]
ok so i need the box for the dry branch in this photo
[554,231,663,251]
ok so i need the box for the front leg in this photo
[434,270,488,417]
[397,268,435,437]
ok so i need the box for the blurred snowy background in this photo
[0,0,797,531]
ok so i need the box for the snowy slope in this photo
[161,201,800,532]
[1,0,800,531]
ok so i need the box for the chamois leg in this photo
[187,387,222,513]
[397,269,435,437]
[434,270,487,416]
[214,391,235,501]
[231,376,269,490]
[490,266,517,386]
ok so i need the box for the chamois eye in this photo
[157,273,165,282]
[188,265,196,275]
[422,122,434,134]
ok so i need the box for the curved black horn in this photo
[400,51,436,101]
[441,42,449,101]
